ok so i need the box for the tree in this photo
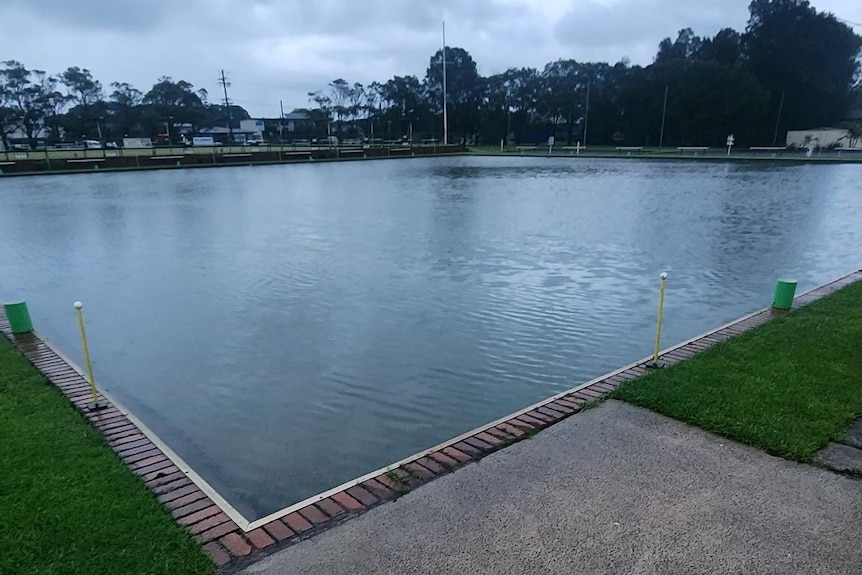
[620,59,768,147]
[0,65,20,149]
[328,79,350,129]
[0,61,65,148]
[656,28,703,64]
[425,47,482,141]
[537,60,588,144]
[348,82,365,122]
[59,66,104,139]
[697,28,742,66]
[379,75,426,137]
[744,0,861,136]
[109,82,143,138]
[142,77,207,139]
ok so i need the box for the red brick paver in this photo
[416,456,447,474]
[429,451,460,468]
[462,436,493,451]
[362,478,396,498]
[220,533,252,557]
[246,528,276,550]
[316,498,346,518]
[346,485,378,506]
[332,491,364,512]
[283,512,314,533]
[298,505,329,525]
[442,446,472,462]
[202,542,231,567]
[264,520,295,541]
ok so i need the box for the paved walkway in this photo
[241,401,862,575]
[815,419,862,476]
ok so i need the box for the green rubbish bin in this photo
[772,279,798,310]
[4,301,33,333]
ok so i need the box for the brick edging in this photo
[2,270,859,569]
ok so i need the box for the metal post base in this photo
[645,360,665,370]
[86,400,110,411]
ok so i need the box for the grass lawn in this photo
[612,281,861,461]
[0,337,213,575]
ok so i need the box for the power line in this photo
[834,16,861,27]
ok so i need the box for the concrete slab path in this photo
[241,401,862,575]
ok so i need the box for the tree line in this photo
[0,65,252,149]
[1,0,859,149]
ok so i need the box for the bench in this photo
[616,146,644,156]
[677,146,709,156]
[748,146,789,158]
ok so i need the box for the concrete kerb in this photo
[2,269,860,569]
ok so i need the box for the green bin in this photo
[772,279,797,310]
[4,301,33,333]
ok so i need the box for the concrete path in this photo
[241,401,862,575]
[814,419,862,476]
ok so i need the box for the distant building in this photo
[786,127,860,149]
[198,125,258,144]
[239,119,265,140]
[279,112,313,134]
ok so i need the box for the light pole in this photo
[442,21,448,145]
[658,85,668,150]
[772,90,785,147]
[583,80,590,150]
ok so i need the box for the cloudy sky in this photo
[1,0,857,117]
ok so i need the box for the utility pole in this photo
[583,80,590,150]
[279,99,285,141]
[218,70,233,144]
[772,90,785,147]
[442,21,448,146]
[658,85,668,149]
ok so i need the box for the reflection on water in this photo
[0,157,859,519]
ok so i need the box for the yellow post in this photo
[648,272,668,368]
[74,301,105,409]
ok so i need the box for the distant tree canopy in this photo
[0,67,250,148]
[0,0,858,149]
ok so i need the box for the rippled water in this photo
[0,156,859,519]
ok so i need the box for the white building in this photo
[239,119,265,141]
[786,127,860,149]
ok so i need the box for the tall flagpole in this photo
[442,21,448,146]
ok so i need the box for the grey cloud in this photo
[553,0,750,54]
[1,0,855,116]
[2,0,166,31]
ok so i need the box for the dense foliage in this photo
[1,0,858,148]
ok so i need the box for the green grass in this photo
[612,281,861,461]
[0,337,213,575]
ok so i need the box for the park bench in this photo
[749,146,787,157]
[616,146,644,155]
[677,146,709,156]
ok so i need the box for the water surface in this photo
[0,156,859,519]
